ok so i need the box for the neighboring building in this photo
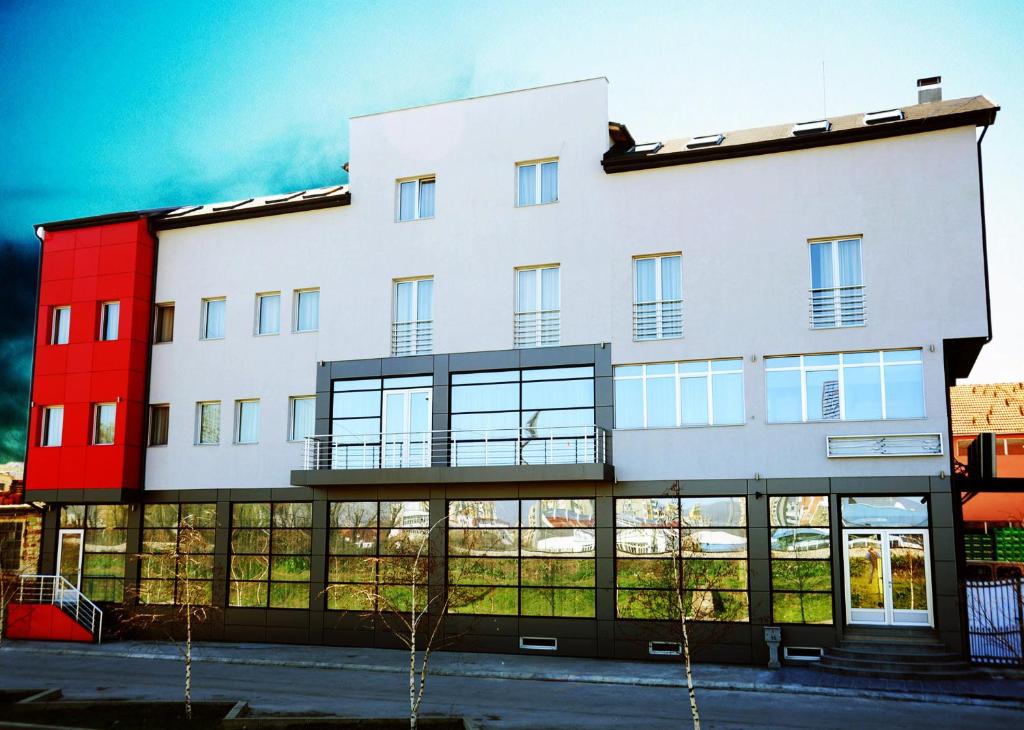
[17,77,1000,663]
[951,382,1024,478]
[0,463,42,576]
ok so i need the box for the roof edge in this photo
[36,208,175,233]
[153,190,351,231]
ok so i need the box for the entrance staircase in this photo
[4,575,103,643]
[816,626,983,680]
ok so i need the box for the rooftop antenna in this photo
[821,61,827,117]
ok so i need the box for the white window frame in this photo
[808,236,865,329]
[396,176,436,221]
[99,301,120,341]
[234,399,260,445]
[765,349,925,423]
[51,306,71,345]
[514,265,560,348]
[195,401,221,445]
[632,254,683,341]
[613,359,745,429]
[516,158,559,207]
[201,297,226,340]
[41,405,63,447]
[289,396,317,442]
[293,288,320,333]
[254,292,281,336]
[392,277,433,356]
[92,403,116,446]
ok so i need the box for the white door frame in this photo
[55,528,85,591]
[382,388,432,467]
[843,528,933,627]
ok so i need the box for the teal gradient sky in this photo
[0,0,1022,460]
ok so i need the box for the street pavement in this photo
[1,641,1023,729]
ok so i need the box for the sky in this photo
[1,0,1022,462]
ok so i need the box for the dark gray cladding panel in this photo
[291,462,614,486]
[432,354,449,385]
[449,349,521,372]
[381,355,434,376]
[330,359,382,379]
[518,343,595,368]
[316,363,331,393]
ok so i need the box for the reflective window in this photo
[140,503,216,606]
[840,496,929,528]
[615,497,749,622]
[229,502,312,609]
[196,401,221,445]
[765,349,924,423]
[614,359,744,429]
[60,505,129,602]
[93,403,116,445]
[769,496,833,624]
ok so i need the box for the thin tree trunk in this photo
[185,597,193,721]
[410,579,417,730]
[674,556,700,730]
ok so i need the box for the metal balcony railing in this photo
[391,320,433,356]
[633,300,683,340]
[514,309,560,348]
[809,285,866,328]
[17,574,103,643]
[303,425,608,470]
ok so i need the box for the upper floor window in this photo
[289,396,316,441]
[41,405,63,447]
[201,298,225,340]
[51,306,70,345]
[393,278,433,356]
[99,302,119,341]
[255,292,280,335]
[149,404,169,446]
[155,303,175,343]
[516,159,558,206]
[633,254,682,340]
[614,359,744,429]
[765,349,924,423]
[196,401,221,445]
[397,176,435,221]
[809,237,864,328]
[294,289,319,333]
[515,265,560,348]
[235,399,260,444]
[93,403,116,445]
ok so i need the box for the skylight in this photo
[863,109,904,125]
[792,120,831,136]
[631,142,663,154]
[686,134,725,149]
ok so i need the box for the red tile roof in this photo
[950,383,1024,436]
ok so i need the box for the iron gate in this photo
[965,577,1024,665]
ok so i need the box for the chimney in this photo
[917,76,942,104]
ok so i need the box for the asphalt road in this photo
[1,651,1021,729]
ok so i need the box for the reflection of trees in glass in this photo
[229,502,311,609]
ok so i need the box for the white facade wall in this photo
[146,78,988,489]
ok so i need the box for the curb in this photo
[3,644,1022,711]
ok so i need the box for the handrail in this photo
[809,284,866,328]
[303,424,608,470]
[633,299,683,340]
[16,574,104,644]
[514,309,560,348]
[391,319,433,356]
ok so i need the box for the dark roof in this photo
[603,95,999,173]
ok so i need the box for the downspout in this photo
[25,228,45,571]
[138,216,162,494]
[976,124,992,346]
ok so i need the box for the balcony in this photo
[291,425,613,486]
[633,299,683,340]
[809,285,866,328]
[392,319,433,357]
[514,309,560,348]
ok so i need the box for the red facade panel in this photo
[25,219,155,493]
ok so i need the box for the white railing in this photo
[303,425,609,470]
[16,574,103,643]
[809,285,866,328]
[633,300,683,340]
[514,310,560,348]
[391,320,433,357]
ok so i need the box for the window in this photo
[327,501,430,612]
[99,302,119,341]
[514,266,560,348]
[93,403,116,445]
[765,349,924,423]
[255,292,280,335]
[392,278,433,356]
[516,159,558,206]
[0,523,24,571]
[615,497,749,622]
[447,499,595,618]
[769,496,833,624]
[809,237,864,328]
[235,400,260,444]
[60,505,129,602]
[154,303,175,343]
[41,406,63,447]
[149,404,169,446]
[196,401,221,445]
[201,298,225,339]
[289,396,316,441]
[614,359,744,429]
[51,306,70,345]
[294,289,319,332]
[633,254,682,340]
[139,503,216,605]
[397,176,435,221]
[229,502,312,608]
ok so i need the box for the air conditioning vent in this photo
[649,641,682,656]
[784,646,824,662]
[827,433,943,458]
[519,636,558,651]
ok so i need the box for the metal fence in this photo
[965,576,1023,665]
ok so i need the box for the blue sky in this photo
[1,0,1022,460]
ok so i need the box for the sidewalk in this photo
[4,639,1023,710]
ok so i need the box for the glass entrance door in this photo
[844,529,931,626]
[56,529,84,591]
[382,388,432,467]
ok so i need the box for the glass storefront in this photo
[140,503,216,605]
[229,502,312,609]
[768,496,832,624]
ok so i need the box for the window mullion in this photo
[800,359,808,422]
[641,366,649,428]
[837,354,846,421]
[706,362,714,426]
[878,356,888,420]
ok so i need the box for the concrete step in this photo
[829,646,964,663]
[819,654,973,673]
[814,662,986,681]
[833,640,950,654]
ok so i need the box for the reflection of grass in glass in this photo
[229,581,266,607]
[448,557,518,586]
[448,586,517,615]
[890,549,926,610]
[521,588,595,617]
[616,589,748,621]
[616,559,675,589]
[270,582,308,609]
[772,592,832,624]
[521,558,595,587]
[771,561,831,592]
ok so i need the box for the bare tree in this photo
[0,567,23,646]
